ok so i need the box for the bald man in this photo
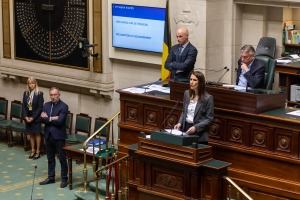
[165,27,198,81]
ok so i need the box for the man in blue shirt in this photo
[236,45,265,88]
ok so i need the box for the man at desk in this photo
[236,45,265,88]
[164,27,198,80]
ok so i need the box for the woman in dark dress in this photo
[22,77,44,160]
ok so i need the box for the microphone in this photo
[144,78,162,93]
[194,66,227,72]
[217,68,230,83]
[160,100,180,132]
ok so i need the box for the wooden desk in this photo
[117,86,300,199]
[276,62,300,104]
[63,144,103,190]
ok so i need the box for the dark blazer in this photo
[40,99,68,140]
[22,91,44,122]
[178,90,214,143]
[236,58,265,88]
[165,42,198,80]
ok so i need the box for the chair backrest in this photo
[0,97,8,120]
[10,100,23,122]
[75,113,92,136]
[94,117,110,141]
[255,37,276,58]
[65,111,73,134]
[255,55,277,90]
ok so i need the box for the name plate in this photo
[42,4,55,11]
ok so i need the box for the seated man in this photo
[236,45,265,88]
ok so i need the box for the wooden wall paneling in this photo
[209,117,222,142]
[2,0,11,58]
[191,170,202,199]
[143,104,162,130]
[274,128,298,158]
[93,0,102,72]
[145,162,152,188]
[250,124,274,152]
[227,120,247,146]
[162,107,180,129]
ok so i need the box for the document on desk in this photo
[79,147,100,154]
[122,87,148,94]
[164,129,187,136]
[222,84,249,91]
[286,110,300,116]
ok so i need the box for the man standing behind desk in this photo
[236,45,265,88]
[165,27,198,80]
[39,87,69,188]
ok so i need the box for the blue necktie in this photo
[179,46,183,55]
[177,46,183,61]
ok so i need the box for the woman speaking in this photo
[174,71,214,145]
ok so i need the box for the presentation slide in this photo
[112,4,166,53]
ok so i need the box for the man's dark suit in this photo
[178,90,214,143]
[236,58,265,88]
[165,42,198,80]
[40,99,68,182]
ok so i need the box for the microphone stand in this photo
[217,68,230,84]
[194,66,227,72]
[30,166,43,200]
[160,100,180,132]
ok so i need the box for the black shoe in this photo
[39,178,55,185]
[60,181,68,188]
[33,152,40,160]
[28,151,35,159]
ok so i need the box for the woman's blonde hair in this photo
[26,77,40,95]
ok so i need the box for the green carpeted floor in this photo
[0,142,94,200]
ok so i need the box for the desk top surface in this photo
[261,107,300,121]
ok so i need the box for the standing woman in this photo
[22,77,44,159]
[174,71,214,145]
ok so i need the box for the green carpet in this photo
[0,142,94,200]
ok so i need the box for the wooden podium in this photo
[127,137,230,200]
[117,82,300,199]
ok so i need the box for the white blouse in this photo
[185,96,198,123]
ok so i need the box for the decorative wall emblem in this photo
[147,112,156,124]
[155,172,182,191]
[232,127,242,140]
[128,108,137,120]
[210,123,219,136]
[278,136,289,150]
[254,132,265,145]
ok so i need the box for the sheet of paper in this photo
[222,84,249,91]
[164,129,187,136]
[122,87,148,94]
[80,147,100,154]
[286,110,300,116]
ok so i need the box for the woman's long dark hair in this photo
[189,71,206,101]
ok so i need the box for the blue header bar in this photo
[112,4,166,21]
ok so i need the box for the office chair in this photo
[255,37,277,90]
[255,37,276,58]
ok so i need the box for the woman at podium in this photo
[174,71,214,145]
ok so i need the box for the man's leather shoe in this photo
[39,178,55,185]
[60,181,68,188]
